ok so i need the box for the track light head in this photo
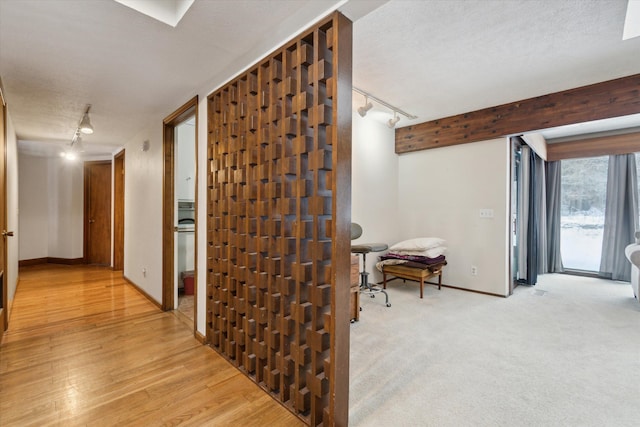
[73,136,85,153]
[79,105,94,134]
[387,112,401,128]
[357,99,373,117]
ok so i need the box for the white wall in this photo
[18,155,48,260]
[351,114,399,284]
[18,155,84,260]
[6,111,19,304]
[522,133,547,161]
[396,138,511,296]
[47,157,84,258]
[122,122,164,303]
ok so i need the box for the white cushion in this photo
[390,247,447,258]
[389,237,446,251]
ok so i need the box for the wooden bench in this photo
[382,262,446,299]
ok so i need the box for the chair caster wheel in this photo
[350,319,355,323]
[370,294,375,298]
[386,303,391,307]
[359,307,362,311]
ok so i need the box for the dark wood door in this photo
[84,161,112,266]
[0,96,6,331]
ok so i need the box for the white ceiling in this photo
[1,0,639,158]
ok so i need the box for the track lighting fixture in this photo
[62,105,94,159]
[357,96,373,117]
[352,86,416,128]
[61,128,86,160]
[72,135,85,153]
[79,105,94,134]
[387,112,401,128]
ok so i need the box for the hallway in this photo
[0,264,302,426]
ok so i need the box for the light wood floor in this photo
[0,264,303,426]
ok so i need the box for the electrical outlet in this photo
[471,266,478,276]
[479,209,494,218]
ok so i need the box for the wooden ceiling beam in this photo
[395,74,640,154]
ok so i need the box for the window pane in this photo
[560,156,608,271]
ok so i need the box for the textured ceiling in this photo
[0,0,351,156]
[1,0,639,157]
[354,0,640,130]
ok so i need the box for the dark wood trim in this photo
[18,258,48,267]
[329,12,352,427]
[161,120,174,312]
[113,150,125,271]
[162,96,198,313]
[47,257,85,265]
[123,274,162,309]
[19,258,85,267]
[163,98,197,126]
[1,83,7,333]
[195,330,206,344]
[547,131,640,161]
[396,73,640,154]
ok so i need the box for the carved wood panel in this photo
[206,13,352,426]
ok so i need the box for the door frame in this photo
[509,137,519,296]
[113,150,125,271]
[83,160,112,265]
[162,96,198,326]
[0,79,7,333]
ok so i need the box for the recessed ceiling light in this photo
[113,0,195,27]
[623,0,640,40]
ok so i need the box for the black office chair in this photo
[351,223,391,308]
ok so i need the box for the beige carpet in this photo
[349,274,640,426]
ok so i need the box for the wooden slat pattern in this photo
[547,131,640,161]
[206,13,352,426]
[396,74,640,154]
[0,264,302,426]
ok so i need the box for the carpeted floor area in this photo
[349,274,640,426]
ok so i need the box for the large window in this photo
[560,156,608,271]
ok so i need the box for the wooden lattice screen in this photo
[206,12,352,426]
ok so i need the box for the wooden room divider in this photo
[206,12,352,426]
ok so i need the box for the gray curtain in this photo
[516,144,530,281]
[533,153,547,274]
[600,154,638,281]
[514,139,544,285]
[545,161,564,273]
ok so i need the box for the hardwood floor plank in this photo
[0,265,304,426]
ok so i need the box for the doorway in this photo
[84,161,112,266]
[162,96,198,331]
[174,120,196,322]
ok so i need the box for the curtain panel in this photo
[600,153,639,281]
[545,161,564,273]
